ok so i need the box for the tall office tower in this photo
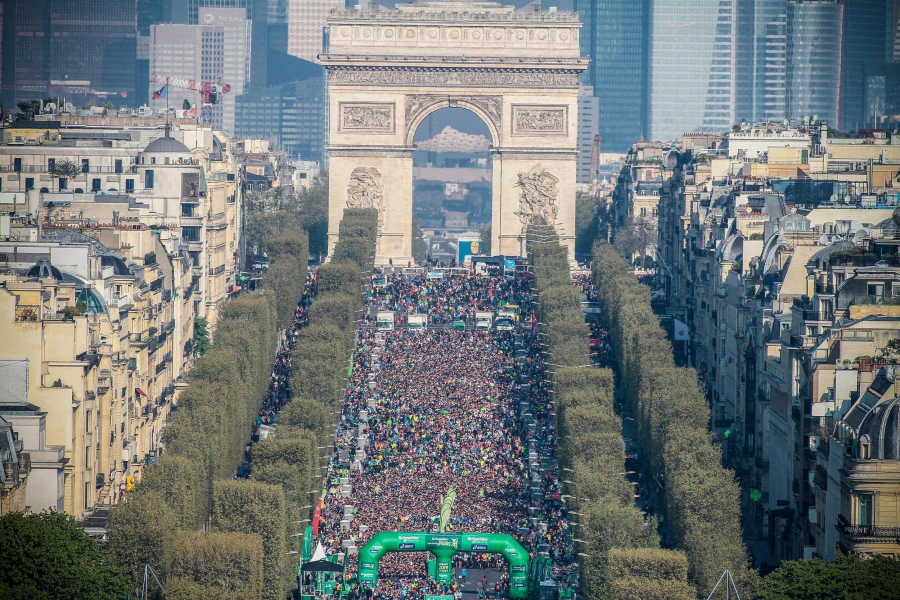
[785,0,843,126]
[138,0,173,34]
[0,0,136,107]
[892,2,900,63]
[748,0,787,121]
[267,0,289,55]
[574,0,647,152]
[183,0,268,93]
[235,77,325,162]
[199,8,251,135]
[49,0,137,98]
[760,8,788,121]
[288,0,343,62]
[149,23,224,122]
[841,0,892,131]
[187,0,247,23]
[648,0,738,142]
[734,0,755,124]
[576,85,599,184]
[250,0,268,88]
[0,0,49,108]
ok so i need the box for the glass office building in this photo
[648,0,737,142]
[841,0,892,131]
[751,0,788,121]
[574,0,647,152]
[785,0,843,126]
[235,77,325,163]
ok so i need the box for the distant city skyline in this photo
[0,0,895,151]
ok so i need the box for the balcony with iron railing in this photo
[802,310,833,322]
[838,514,900,540]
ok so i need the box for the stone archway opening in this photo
[412,107,494,264]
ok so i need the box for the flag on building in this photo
[152,85,168,100]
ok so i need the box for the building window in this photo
[868,283,884,298]
[81,159,90,173]
[145,170,154,189]
[59,178,67,190]
[92,178,101,192]
[85,482,91,510]
[125,179,134,193]
[182,226,201,242]
[857,493,873,526]
[860,435,871,460]
[25,177,34,190]
[164,157,170,165]
[48,158,55,171]
[115,159,123,174]
[13,157,22,172]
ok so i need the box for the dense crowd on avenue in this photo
[366,272,533,325]
[573,272,612,368]
[318,272,573,599]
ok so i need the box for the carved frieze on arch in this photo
[346,167,384,215]
[514,164,559,226]
[404,94,502,145]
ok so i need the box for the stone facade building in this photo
[654,121,900,563]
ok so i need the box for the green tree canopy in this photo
[757,553,900,600]
[0,511,129,600]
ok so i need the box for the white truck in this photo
[475,312,493,330]
[407,314,427,331]
[494,312,516,331]
[376,311,395,331]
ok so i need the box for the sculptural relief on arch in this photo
[322,0,587,264]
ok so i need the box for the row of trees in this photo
[591,242,758,597]
[526,224,693,600]
[245,174,330,259]
[254,208,379,565]
[108,226,311,600]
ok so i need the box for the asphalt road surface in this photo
[454,568,505,597]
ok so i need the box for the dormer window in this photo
[860,434,871,459]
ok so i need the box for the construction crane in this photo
[149,74,231,104]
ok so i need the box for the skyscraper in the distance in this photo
[750,0,788,122]
[574,0,647,152]
[648,0,739,142]
[576,84,599,184]
[186,0,247,24]
[199,7,251,136]
[150,23,225,123]
[785,0,843,126]
[288,0,343,62]
[841,0,892,131]
[1,0,137,108]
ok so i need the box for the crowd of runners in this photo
[365,272,533,325]
[317,271,573,598]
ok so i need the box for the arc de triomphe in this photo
[321,1,587,264]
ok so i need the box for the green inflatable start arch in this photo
[358,532,530,598]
